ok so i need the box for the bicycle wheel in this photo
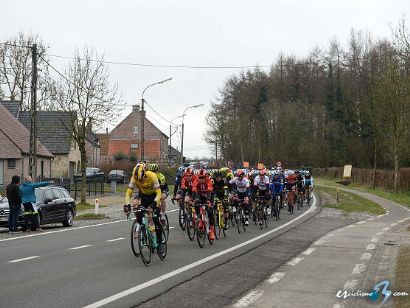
[307,191,311,206]
[158,229,167,261]
[186,212,196,241]
[264,207,269,228]
[297,195,301,211]
[236,212,242,234]
[230,207,236,227]
[196,216,206,248]
[138,226,152,266]
[213,210,220,240]
[162,213,170,240]
[179,206,186,231]
[242,212,247,232]
[130,220,140,257]
[258,208,263,230]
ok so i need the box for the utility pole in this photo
[215,139,218,162]
[140,99,145,161]
[180,122,184,165]
[29,44,37,180]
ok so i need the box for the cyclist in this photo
[177,167,197,205]
[192,169,215,240]
[295,170,305,208]
[173,166,185,199]
[212,170,229,229]
[254,169,270,201]
[146,163,169,222]
[285,170,297,212]
[125,163,164,254]
[304,170,314,203]
[270,170,285,208]
[229,169,251,225]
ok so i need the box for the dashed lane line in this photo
[106,238,125,242]
[302,247,316,255]
[370,238,378,243]
[376,232,383,236]
[382,227,390,232]
[267,272,286,284]
[234,290,264,308]
[287,257,304,266]
[361,253,372,260]
[8,256,40,263]
[352,263,367,275]
[367,244,376,250]
[68,245,92,250]
[343,279,358,291]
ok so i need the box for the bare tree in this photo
[0,32,54,110]
[54,47,121,203]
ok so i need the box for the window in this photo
[52,189,63,200]
[60,189,71,199]
[130,144,138,149]
[7,159,16,169]
[133,126,139,134]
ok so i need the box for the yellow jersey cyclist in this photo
[125,163,165,254]
[145,163,169,223]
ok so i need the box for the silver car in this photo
[0,196,25,228]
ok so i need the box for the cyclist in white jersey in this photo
[229,170,251,225]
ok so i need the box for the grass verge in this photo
[394,243,410,307]
[76,213,107,220]
[76,202,107,212]
[316,185,386,215]
[316,178,410,208]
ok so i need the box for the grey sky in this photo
[1,0,408,158]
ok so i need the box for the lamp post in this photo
[140,77,172,161]
[180,104,205,165]
[168,115,183,164]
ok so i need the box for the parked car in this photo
[74,167,105,183]
[107,170,126,183]
[34,186,76,228]
[0,196,25,228]
[0,186,76,229]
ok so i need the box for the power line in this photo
[145,101,173,124]
[47,53,272,69]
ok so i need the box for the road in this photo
[0,194,367,308]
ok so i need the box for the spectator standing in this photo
[20,176,53,231]
[6,175,22,233]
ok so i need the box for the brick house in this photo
[96,130,111,164]
[109,105,169,162]
[0,104,53,190]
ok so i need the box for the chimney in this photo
[132,104,140,113]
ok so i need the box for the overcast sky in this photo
[1,0,408,158]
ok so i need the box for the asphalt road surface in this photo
[0,195,353,308]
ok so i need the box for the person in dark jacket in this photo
[6,175,22,233]
[20,176,53,231]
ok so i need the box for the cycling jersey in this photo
[229,177,250,193]
[304,175,313,187]
[192,177,213,195]
[125,170,161,205]
[254,175,270,191]
[155,172,169,193]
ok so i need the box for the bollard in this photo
[95,198,99,214]
[336,189,339,203]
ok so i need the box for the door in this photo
[41,189,55,223]
[50,188,66,222]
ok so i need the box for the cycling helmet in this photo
[198,169,207,177]
[237,169,245,177]
[185,167,194,176]
[213,171,222,178]
[146,163,158,172]
[178,166,185,172]
[220,167,229,176]
[132,163,146,181]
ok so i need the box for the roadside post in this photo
[336,189,340,203]
[111,180,116,193]
[95,198,99,214]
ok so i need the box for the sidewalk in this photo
[228,188,410,308]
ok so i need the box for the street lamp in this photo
[168,115,184,164]
[140,77,172,161]
[180,104,205,165]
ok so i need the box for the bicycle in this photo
[130,205,167,266]
[256,197,269,229]
[176,197,187,231]
[305,186,313,205]
[272,194,281,221]
[195,199,214,248]
[186,201,196,241]
[214,197,227,239]
[296,190,304,211]
[286,187,296,215]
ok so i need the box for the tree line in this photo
[205,20,410,191]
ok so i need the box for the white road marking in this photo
[367,244,376,250]
[9,256,40,263]
[328,233,335,237]
[314,239,326,246]
[382,227,390,232]
[377,215,383,218]
[390,223,397,227]
[361,253,372,260]
[106,238,124,242]
[0,208,179,243]
[267,272,285,284]
[357,221,365,224]
[302,248,316,255]
[367,218,375,221]
[83,195,318,308]
[352,264,367,274]
[376,231,383,236]
[370,238,378,243]
[287,257,304,266]
[234,290,264,307]
[346,225,354,228]
[333,304,344,308]
[343,279,358,291]
[398,219,405,223]
[68,245,92,250]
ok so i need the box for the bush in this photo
[114,151,128,161]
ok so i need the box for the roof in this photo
[18,111,73,154]
[0,100,20,117]
[0,105,53,157]
[96,133,109,155]
[85,132,99,147]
